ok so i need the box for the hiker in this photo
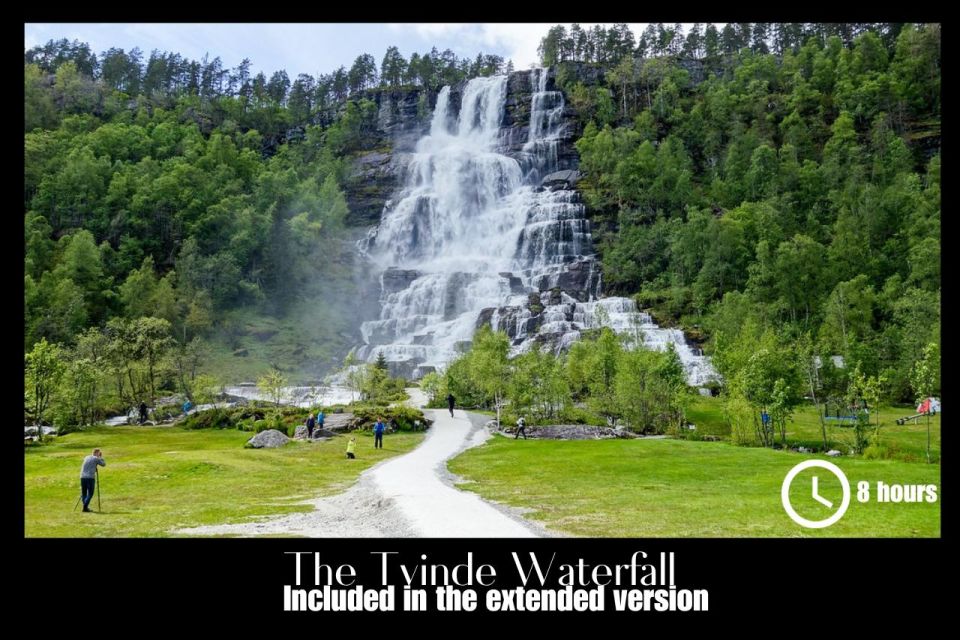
[306,412,316,439]
[761,410,770,428]
[317,410,325,432]
[373,417,386,449]
[138,401,148,425]
[79,448,106,513]
[515,416,527,440]
[346,436,356,459]
[182,400,192,414]
[447,393,456,418]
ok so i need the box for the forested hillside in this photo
[24,23,940,434]
[24,40,511,425]
[539,23,940,403]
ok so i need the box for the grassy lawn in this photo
[684,395,941,463]
[448,436,940,537]
[25,426,423,537]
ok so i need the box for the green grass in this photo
[448,436,940,537]
[684,395,941,463]
[25,426,423,537]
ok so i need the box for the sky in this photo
[23,23,656,79]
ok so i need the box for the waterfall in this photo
[357,68,717,386]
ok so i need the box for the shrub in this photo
[182,408,235,430]
[350,405,429,431]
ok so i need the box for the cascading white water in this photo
[357,69,717,386]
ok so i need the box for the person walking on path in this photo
[317,410,325,432]
[79,448,106,512]
[138,401,148,425]
[373,417,386,449]
[515,416,527,440]
[306,412,316,439]
[346,436,356,459]
[446,393,456,418]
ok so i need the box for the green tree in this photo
[257,368,288,408]
[468,326,511,426]
[25,338,64,441]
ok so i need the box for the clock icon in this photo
[781,460,851,529]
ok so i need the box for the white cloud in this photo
[385,23,662,69]
[387,23,553,68]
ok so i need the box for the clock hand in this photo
[812,476,834,509]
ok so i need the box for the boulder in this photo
[246,430,290,449]
[293,425,309,440]
[826,449,842,457]
[322,413,355,431]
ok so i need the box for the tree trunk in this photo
[495,391,502,428]
[807,367,828,450]
[35,381,43,443]
[148,355,156,402]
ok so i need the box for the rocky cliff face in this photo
[341,69,584,228]
[347,68,718,386]
[341,88,433,226]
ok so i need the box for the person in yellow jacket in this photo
[346,436,356,459]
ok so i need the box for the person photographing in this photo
[515,416,527,440]
[79,448,106,512]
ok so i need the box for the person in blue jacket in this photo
[373,417,386,449]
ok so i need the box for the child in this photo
[346,436,356,459]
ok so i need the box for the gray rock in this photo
[246,430,290,449]
[499,423,638,440]
[322,413,355,431]
[381,268,422,294]
[541,169,581,190]
[826,449,842,457]
[293,425,309,440]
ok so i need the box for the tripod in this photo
[73,470,102,513]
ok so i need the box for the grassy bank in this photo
[448,435,940,537]
[25,425,422,537]
[684,396,941,463]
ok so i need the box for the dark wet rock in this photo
[542,169,581,190]
[477,308,495,329]
[381,268,422,294]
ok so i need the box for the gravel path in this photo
[177,389,551,537]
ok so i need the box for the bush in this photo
[236,420,255,432]
[182,408,235,430]
[350,405,429,431]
